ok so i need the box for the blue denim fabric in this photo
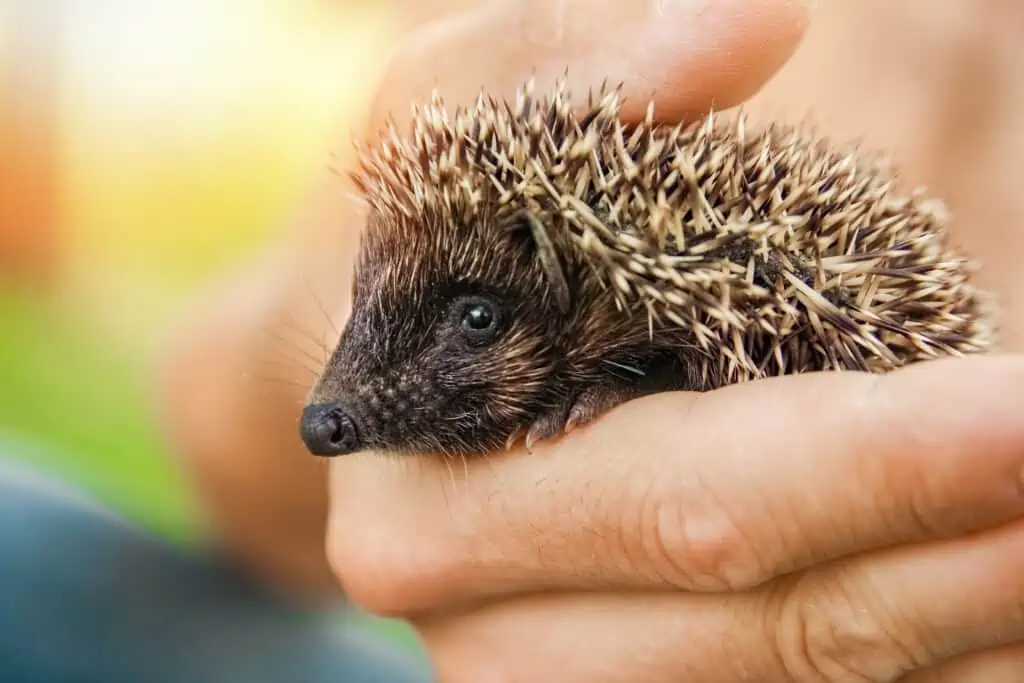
[0,450,433,683]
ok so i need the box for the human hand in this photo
[329,355,1024,682]
[323,1,1024,681]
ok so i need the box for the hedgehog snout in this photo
[299,401,364,456]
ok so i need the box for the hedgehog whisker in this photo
[432,454,457,504]
[299,274,343,344]
[247,374,312,391]
[261,347,321,381]
[269,307,327,350]
[257,359,319,380]
[443,454,460,498]
[261,327,326,376]
[266,314,330,368]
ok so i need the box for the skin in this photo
[157,0,1024,679]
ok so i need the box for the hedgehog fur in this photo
[298,77,998,458]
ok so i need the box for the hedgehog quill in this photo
[298,78,998,458]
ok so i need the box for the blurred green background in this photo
[0,0,418,649]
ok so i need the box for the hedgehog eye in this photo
[454,295,501,343]
[463,304,493,330]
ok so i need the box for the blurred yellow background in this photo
[0,0,405,539]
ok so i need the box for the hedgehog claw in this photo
[504,428,524,452]
[522,385,645,452]
[565,384,645,433]
[523,407,571,453]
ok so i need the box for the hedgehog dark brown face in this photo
[300,207,574,457]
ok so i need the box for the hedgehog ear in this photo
[505,209,572,315]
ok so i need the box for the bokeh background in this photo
[0,0,445,649]
[0,0,452,530]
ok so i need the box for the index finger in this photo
[327,355,1024,617]
[365,0,813,134]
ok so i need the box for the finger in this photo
[767,516,1024,681]
[365,0,813,136]
[415,518,1024,683]
[327,354,1024,616]
[899,644,1024,683]
[417,591,776,683]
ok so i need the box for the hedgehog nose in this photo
[299,403,363,456]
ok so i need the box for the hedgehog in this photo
[298,77,998,458]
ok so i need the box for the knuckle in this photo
[642,486,773,591]
[325,503,450,617]
[323,518,401,615]
[769,572,923,683]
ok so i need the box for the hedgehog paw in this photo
[523,405,572,453]
[564,384,645,434]
[521,385,646,452]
